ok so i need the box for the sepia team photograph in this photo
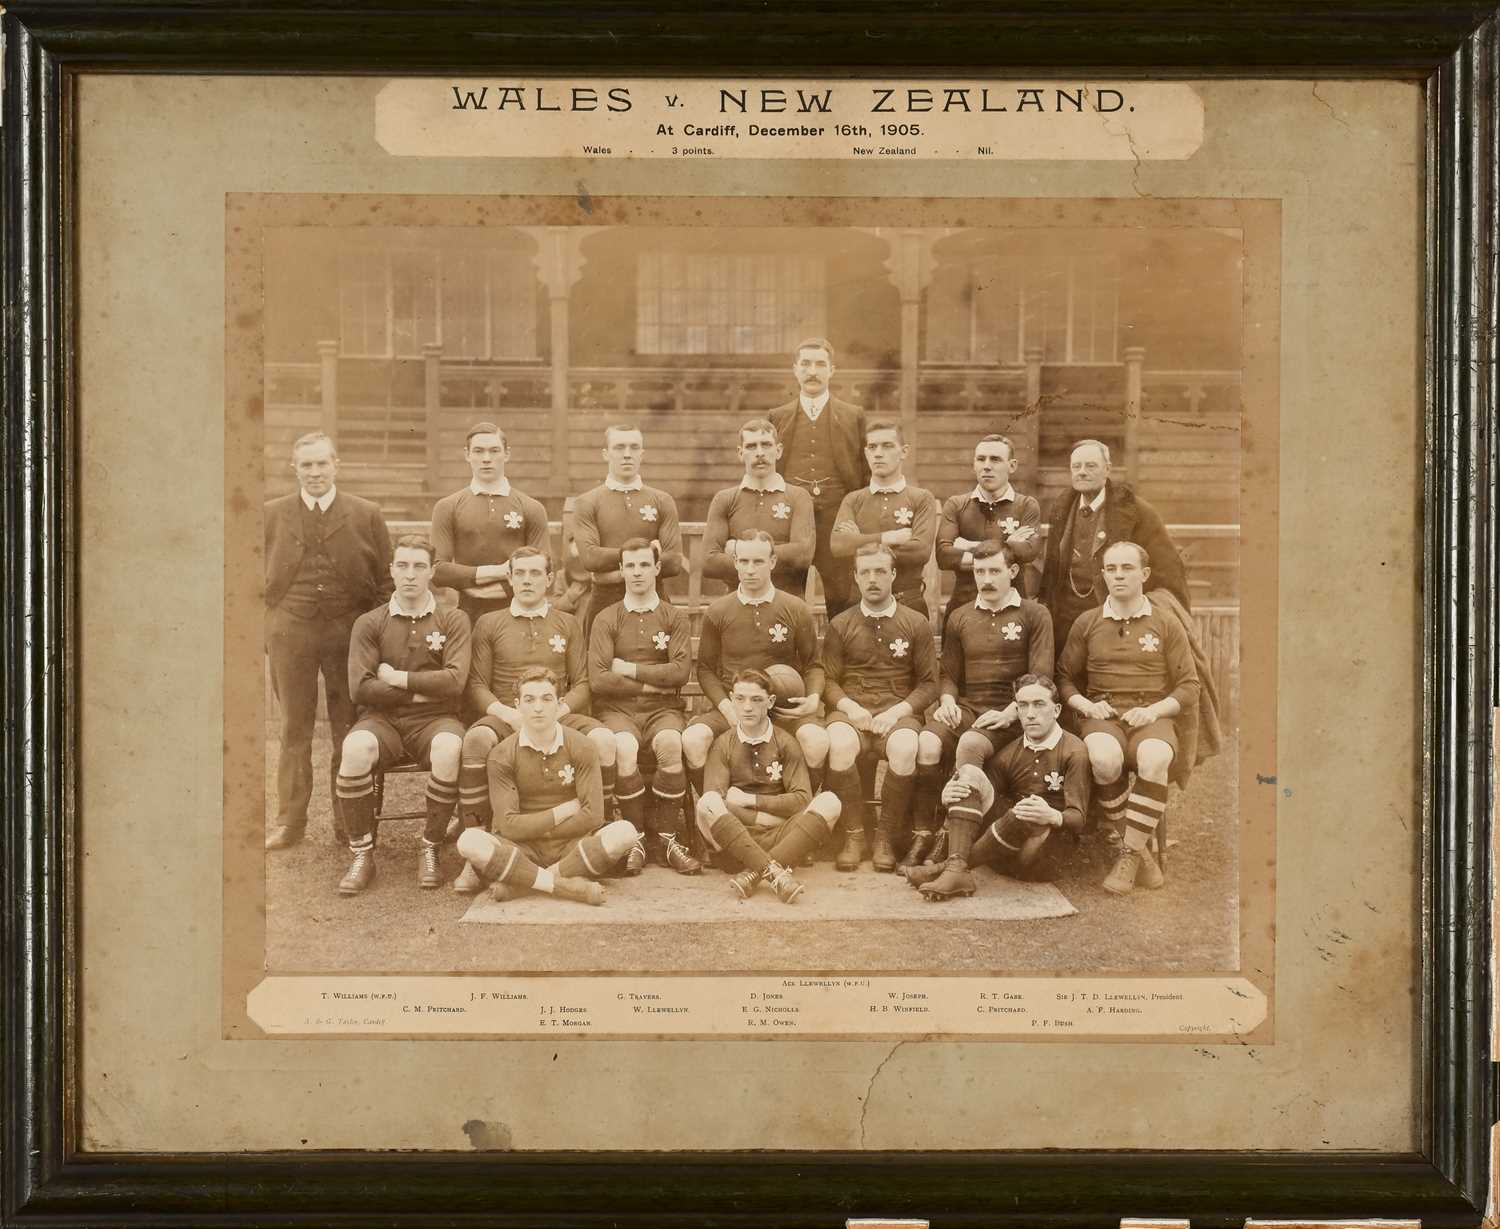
[253,204,1247,979]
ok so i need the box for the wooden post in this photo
[1022,345,1044,477]
[896,230,923,476]
[1123,344,1146,483]
[528,226,597,506]
[317,339,339,438]
[423,342,444,503]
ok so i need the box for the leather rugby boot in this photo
[417,840,442,889]
[871,829,898,873]
[657,833,702,876]
[1137,848,1165,890]
[623,838,647,877]
[1102,848,1142,895]
[899,830,935,870]
[761,860,805,904]
[553,876,606,906]
[835,826,865,872]
[919,857,977,900]
[337,845,376,895]
[902,860,947,888]
[452,862,484,895]
[729,868,762,900]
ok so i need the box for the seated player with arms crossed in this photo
[936,433,1042,621]
[830,418,939,615]
[334,535,472,895]
[588,537,700,875]
[909,674,1089,898]
[821,542,940,872]
[682,530,829,798]
[907,542,1053,869]
[701,417,816,598]
[455,667,642,907]
[453,546,619,892]
[1058,540,1200,895]
[694,669,843,903]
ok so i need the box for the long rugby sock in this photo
[457,756,492,829]
[599,763,618,820]
[878,769,916,839]
[686,762,706,802]
[766,810,833,867]
[616,770,647,830]
[706,812,772,875]
[1124,779,1168,853]
[826,766,864,838]
[910,763,946,835]
[335,771,376,843]
[423,774,459,843]
[455,829,540,890]
[945,813,980,867]
[555,819,642,877]
[651,766,687,838]
[1097,775,1131,833]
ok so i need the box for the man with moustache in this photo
[264,431,392,851]
[906,541,1053,870]
[701,417,817,598]
[767,338,869,619]
[572,423,685,634]
[1040,438,1190,655]
[429,421,551,627]
[936,433,1043,619]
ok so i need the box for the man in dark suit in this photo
[767,337,870,619]
[264,432,392,850]
[1039,438,1190,656]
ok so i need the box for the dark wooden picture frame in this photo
[3,3,1495,1223]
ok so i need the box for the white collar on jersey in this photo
[970,483,1015,505]
[518,724,566,755]
[1102,594,1153,621]
[869,475,909,495]
[859,598,899,619]
[739,472,789,493]
[622,591,661,613]
[1022,724,1065,752]
[974,589,1023,613]
[469,478,513,496]
[388,592,437,619]
[735,721,774,746]
[508,599,551,619]
[605,475,644,493]
[736,585,777,607]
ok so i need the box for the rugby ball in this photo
[764,664,807,704]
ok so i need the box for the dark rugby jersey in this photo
[467,603,589,717]
[695,588,825,706]
[588,596,691,714]
[821,601,939,715]
[348,597,471,721]
[940,594,1054,709]
[1057,598,1199,710]
[703,723,812,820]
[487,725,603,837]
[992,727,1091,830]
[701,481,816,591]
[830,483,938,597]
[572,482,685,606]
[936,486,1043,609]
[429,484,550,620]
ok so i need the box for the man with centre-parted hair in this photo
[907,673,1090,899]
[767,338,869,619]
[334,534,471,896]
[264,430,392,851]
[694,668,843,904]
[1058,539,1200,896]
[682,530,829,797]
[830,417,939,616]
[820,541,940,872]
[455,667,643,907]
[572,423,685,634]
[701,416,817,598]
[906,540,1054,869]
[429,421,551,627]
[587,537,701,875]
[452,545,621,893]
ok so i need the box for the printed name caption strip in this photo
[376,79,1204,160]
[246,975,1267,1038]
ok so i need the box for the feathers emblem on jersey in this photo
[558,763,576,785]
[652,630,671,652]
[1001,622,1022,641]
[772,501,791,520]
[549,634,567,654]
[769,623,789,643]
[639,504,658,522]
[504,510,524,529]
[1001,516,1021,536]
[1139,632,1162,653]
[890,637,910,658]
[894,506,914,526]
[425,629,447,651]
[767,761,783,782]
[1045,770,1065,792]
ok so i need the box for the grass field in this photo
[264,724,1240,975]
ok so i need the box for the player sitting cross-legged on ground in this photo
[587,537,700,875]
[334,535,472,895]
[821,541,940,871]
[907,542,1053,869]
[694,669,843,904]
[455,667,641,907]
[909,673,1090,898]
[1057,540,1200,895]
[452,546,620,892]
